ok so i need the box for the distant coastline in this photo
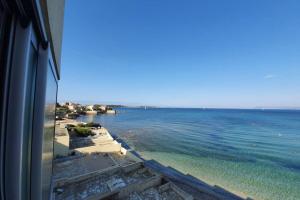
[58,100,300,111]
[114,106,300,111]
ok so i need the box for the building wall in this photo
[0,1,65,199]
[54,135,70,158]
[40,0,65,78]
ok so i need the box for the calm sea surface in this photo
[78,108,300,200]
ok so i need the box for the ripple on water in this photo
[78,108,300,200]
[140,151,300,200]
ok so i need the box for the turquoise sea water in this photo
[78,108,300,200]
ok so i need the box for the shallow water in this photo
[78,108,300,200]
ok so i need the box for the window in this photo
[22,42,38,199]
[41,60,57,199]
[0,1,62,200]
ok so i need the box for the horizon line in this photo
[57,101,300,110]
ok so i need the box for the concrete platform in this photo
[53,153,117,182]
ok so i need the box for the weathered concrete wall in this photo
[55,165,120,188]
[121,162,143,173]
[169,182,194,200]
[54,124,69,157]
[75,141,122,153]
[54,132,69,157]
[118,176,162,198]
[125,150,144,163]
[120,147,127,155]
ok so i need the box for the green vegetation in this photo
[78,122,101,128]
[74,127,95,137]
[56,103,72,119]
[93,104,103,111]
[86,122,101,127]
[70,122,101,137]
[66,124,76,131]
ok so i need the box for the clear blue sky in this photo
[59,0,300,108]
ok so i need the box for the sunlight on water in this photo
[140,151,300,200]
[78,108,300,200]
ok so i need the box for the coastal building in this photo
[96,105,107,112]
[85,105,97,115]
[86,110,98,115]
[86,105,94,111]
[106,109,117,114]
[100,105,107,111]
[65,102,75,111]
[0,0,65,199]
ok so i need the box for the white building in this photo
[86,105,94,111]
